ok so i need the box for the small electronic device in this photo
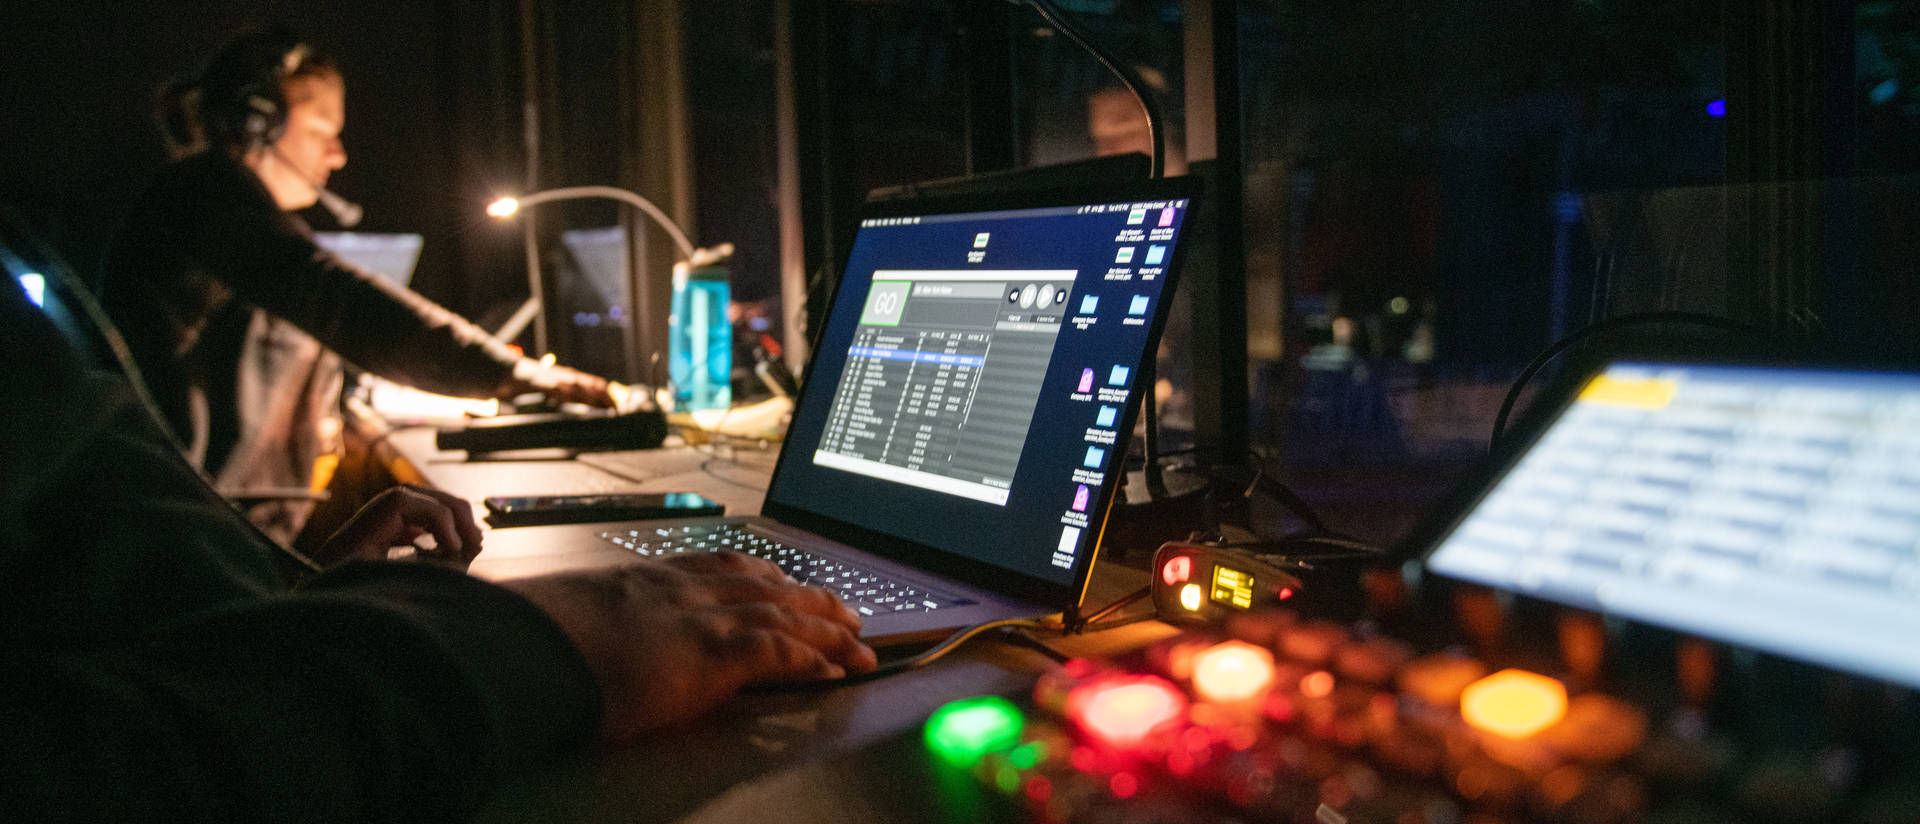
[483,492,723,527]
[436,407,668,454]
[1148,541,1302,626]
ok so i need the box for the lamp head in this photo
[486,197,520,218]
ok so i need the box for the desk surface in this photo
[378,425,1173,824]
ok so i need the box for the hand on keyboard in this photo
[500,551,878,741]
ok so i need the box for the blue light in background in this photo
[1706,99,1727,118]
[18,273,45,307]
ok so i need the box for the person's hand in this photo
[319,484,484,567]
[508,358,617,409]
[499,552,878,741]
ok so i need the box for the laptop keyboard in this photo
[598,524,970,616]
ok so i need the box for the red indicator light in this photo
[1161,555,1192,586]
[1025,776,1053,803]
[1278,587,1295,600]
[1110,772,1140,799]
[1069,676,1188,747]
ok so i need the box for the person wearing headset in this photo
[100,27,615,550]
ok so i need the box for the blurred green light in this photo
[1009,741,1045,769]
[925,696,1025,767]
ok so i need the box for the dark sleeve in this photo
[0,565,602,824]
[0,280,601,822]
[174,154,522,398]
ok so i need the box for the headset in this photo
[197,29,362,225]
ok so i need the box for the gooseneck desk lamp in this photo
[486,187,734,412]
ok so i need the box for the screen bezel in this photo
[761,175,1204,611]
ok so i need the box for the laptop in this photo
[476,177,1201,644]
[1415,356,1920,689]
[313,231,424,288]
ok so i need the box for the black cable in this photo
[1489,311,1772,451]
[1241,448,1332,536]
[698,457,771,492]
[1024,0,1165,180]
[748,618,1049,692]
[999,629,1073,664]
[1077,585,1150,626]
[754,578,1178,692]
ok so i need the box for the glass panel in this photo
[1241,1,1728,543]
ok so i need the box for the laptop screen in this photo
[313,231,424,288]
[767,179,1197,594]
[1424,359,1920,688]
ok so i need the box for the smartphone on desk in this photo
[482,492,724,527]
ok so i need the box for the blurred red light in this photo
[1070,676,1188,747]
[1110,772,1140,799]
[1161,555,1192,586]
[1025,776,1053,803]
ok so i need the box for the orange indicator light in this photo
[1070,676,1187,747]
[1460,668,1567,738]
[1179,583,1204,612]
[1300,670,1335,698]
[1191,640,1276,702]
[1162,554,1193,586]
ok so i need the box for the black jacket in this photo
[0,276,599,822]
[101,151,522,542]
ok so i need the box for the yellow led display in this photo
[1210,565,1254,609]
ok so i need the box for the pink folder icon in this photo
[1158,207,1175,227]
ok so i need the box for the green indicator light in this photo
[1009,741,1044,769]
[925,696,1026,767]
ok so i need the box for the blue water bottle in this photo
[669,248,732,411]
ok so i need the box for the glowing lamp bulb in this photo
[1461,668,1567,738]
[925,695,1025,767]
[1069,676,1186,747]
[17,272,46,308]
[1191,640,1276,702]
[1161,554,1192,586]
[1179,583,1204,612]
[486,197,521,218]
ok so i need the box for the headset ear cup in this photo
[244,94,283,150]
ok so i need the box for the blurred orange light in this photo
[1192,641,1276,702]
[1300,670,1335,698]
[1070,677,1187,747]
[1460,668,1567,738]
